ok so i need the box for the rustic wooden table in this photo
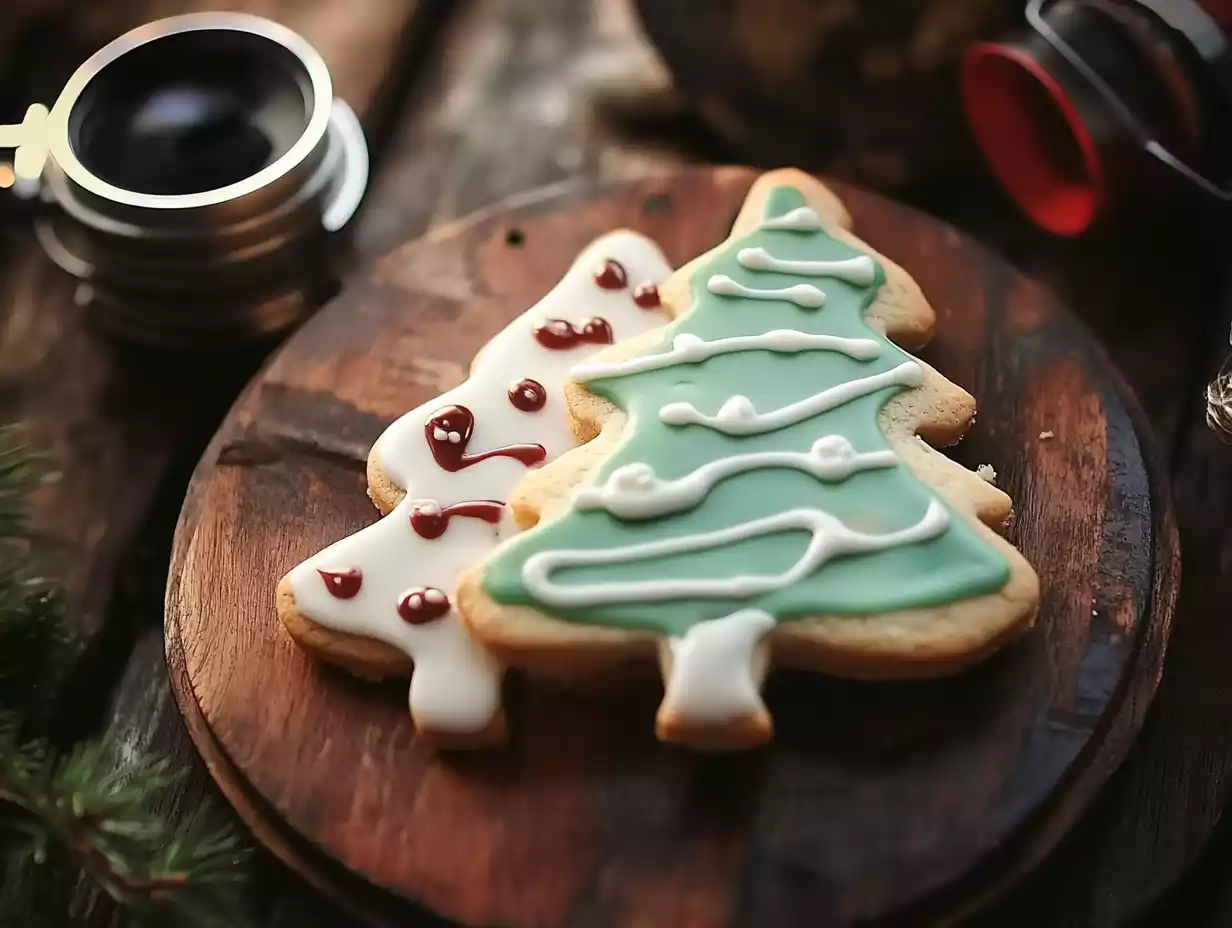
[2,2,1232,925]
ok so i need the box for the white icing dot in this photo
[414,499,441,515]
[673,333,703,350]
[785,285,825,308]
[425,589,447,604]
[659,403,692,425]
[717,396,757,422]
[612,463,653,490]
[448,431,462,443]
[813,435,854,460]
[433,427,448,441]
[410,594,423,608]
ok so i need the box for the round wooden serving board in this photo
[166,167,1179,927]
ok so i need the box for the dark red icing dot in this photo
[532,317,613,351]
[509,378,547,412]
[424,404,546,472]
[410,499,504,539]
[318,567,362,599]
[397,586,451,624]
[594,258,628,290]
[632,282,661,309]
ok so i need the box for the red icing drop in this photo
[594,258,628,290]
[424,404,546,472]
[397,586,451,624]
[632,282,661,309]
[318,567,362,599]
[509,378,547,412]
[532,317,613,351]
[410,499,504,539]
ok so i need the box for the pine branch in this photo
[0,426,252,924]
[0,719,250,925]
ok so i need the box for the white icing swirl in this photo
[759,206,822,231]
[707,275,826,308]
[570,329,880,383]
[522,500,949,607]
[573,436,897,520]
[659,361,923,436]
[737,248,876,286]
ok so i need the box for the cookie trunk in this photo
[655,609,775,750]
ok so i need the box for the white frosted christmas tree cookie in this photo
[366,231,675,514]
[276,231,673,747]
[457,169,1040,751]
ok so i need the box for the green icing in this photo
[482,186,1010,638]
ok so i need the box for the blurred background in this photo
[3,1,1232,925]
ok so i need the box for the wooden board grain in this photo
[167,167,1177,927]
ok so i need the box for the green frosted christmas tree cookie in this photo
[458,169,1039,751]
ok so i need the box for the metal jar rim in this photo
[43,11,334,214]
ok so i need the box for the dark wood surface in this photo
[166,167,1178,927]
[2,0,1232,925]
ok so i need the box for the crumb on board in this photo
[976,464,997,484]
[1038,430,1055,440]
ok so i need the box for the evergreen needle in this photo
[0,424,249,923]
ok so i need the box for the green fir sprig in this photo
[0,425,249,924]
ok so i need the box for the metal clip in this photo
[0,103,50,196]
